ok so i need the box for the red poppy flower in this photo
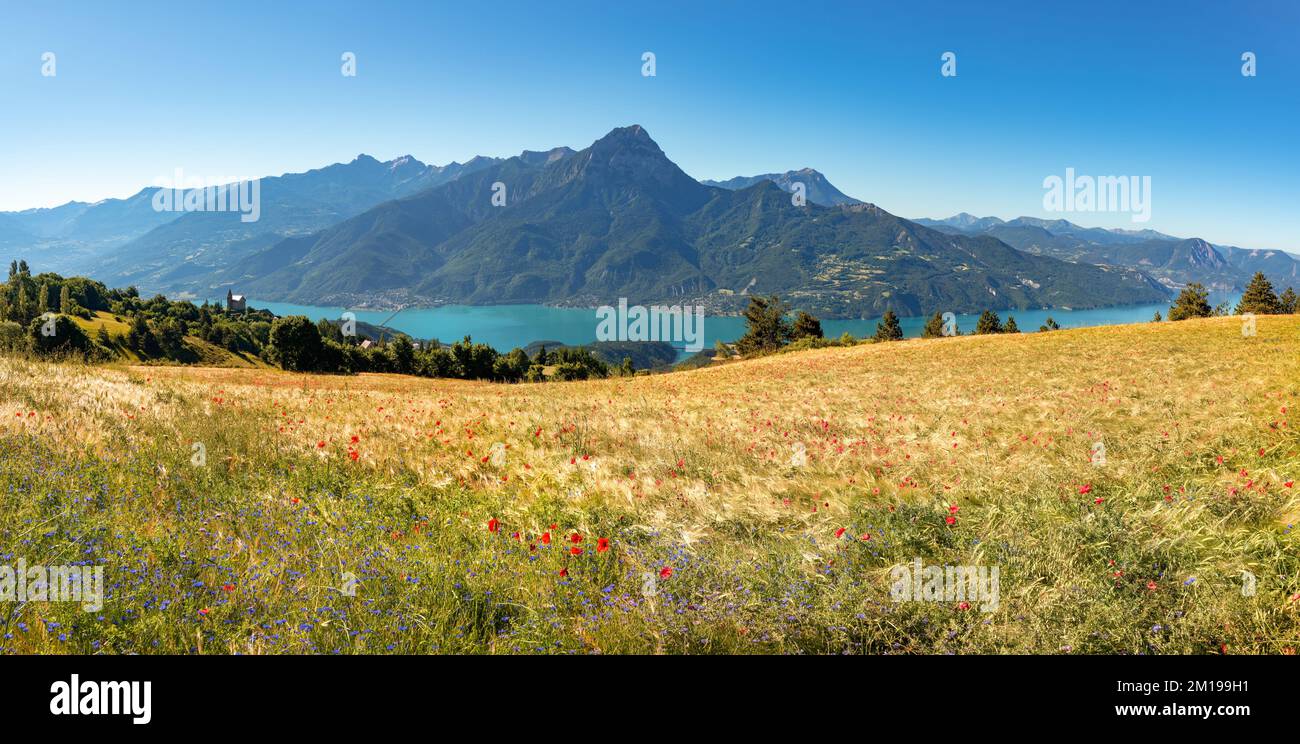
[541,532,551,545]
[558,568,568,577]
[1079,484,1092,495]
[487,518,499,533]
[945,516,956,525]
[570,547,583,556]
[570,533,582,544]
[198,608,210,616]
[835,527,847,539]
[659,566,673,579]
[316,440,326,449]
[596,537,610,553]
[221,584,234,592]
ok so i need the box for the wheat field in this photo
[2,315,1297,654]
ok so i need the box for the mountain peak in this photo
[593,125,659,151]
[585,125,676,170]
[701,169,860,207]
[612,124,650,138]
[387,154,425,171]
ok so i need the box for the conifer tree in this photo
[873,310,903,341]
[1279,287,1298,314]
[1235,272,1281,315]
[921,311,945,338]
[792,310,824,340]
[1168,283,1212,321]
[975,310,1003,335]
[737,295,794,354]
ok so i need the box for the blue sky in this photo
[2,0,1297,250]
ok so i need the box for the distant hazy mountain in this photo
[914,213,1299,292]
[223,125,1168,317]
[702,168,860,207]
[919,214,1179,245]
[5,190,182,245]
[913,212,1006,233]
[0,213,36,247]
[1216,244,1300,287]
[0,189,186,273]
[86,153,504,294]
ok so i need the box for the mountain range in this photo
[913,214,1300,293]
[4,125,1290,318]
[214,125,1169,316]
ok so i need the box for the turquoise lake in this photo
[248,293,1240,360]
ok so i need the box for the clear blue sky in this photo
[2,0,1297,250]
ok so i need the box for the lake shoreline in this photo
[242,297,1182,322]
[247,292,1241,362]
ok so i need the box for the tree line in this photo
[272,315,613,382]
[730,295,1054,357]
[730,273,1298,358]
[1166,273,1296,321]
[1,260,620,383]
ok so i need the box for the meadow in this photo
[1,315,1298,654]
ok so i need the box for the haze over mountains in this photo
[702,169,861,207]
[913,214,1300,293]
[2,125,1292,318]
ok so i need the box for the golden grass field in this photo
[1,315,1298,654]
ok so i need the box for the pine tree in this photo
[1004,316,1020,333]
[736,295,794,354]
[791,310,823,340]
[1039,316,1060,332]
[921,311,945,338]
[1280,287,1298,314]
[1167,283,1212,321]
[975,310,1003,335]
[59,285,71,314]
[874,310,903,341]
[1235,272,1281,315]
